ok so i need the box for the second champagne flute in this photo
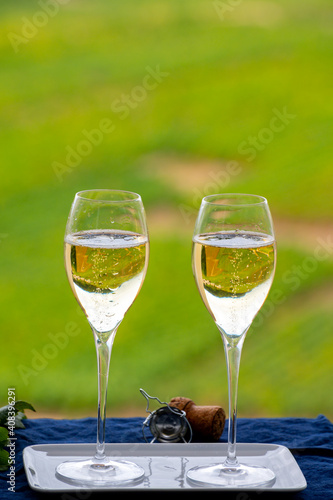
[56,189,149,486]
[187,193,276,488]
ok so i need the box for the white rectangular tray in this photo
[23,442,307,491]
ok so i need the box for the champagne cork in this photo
[169,397,226,442]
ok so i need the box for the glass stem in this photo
[93,329,116,461]
[222,332,246,467]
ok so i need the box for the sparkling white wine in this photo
[65,230,148,339]
[192,231,275,338]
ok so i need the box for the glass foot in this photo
[187,462,276,488]
[56,458,145,486]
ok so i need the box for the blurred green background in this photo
[1,0,332,420]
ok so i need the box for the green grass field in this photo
[1,0,332,419]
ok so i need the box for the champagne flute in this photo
[56,190,149,486]
[187,193,276,487]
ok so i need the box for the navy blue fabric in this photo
[0,415,332,499]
